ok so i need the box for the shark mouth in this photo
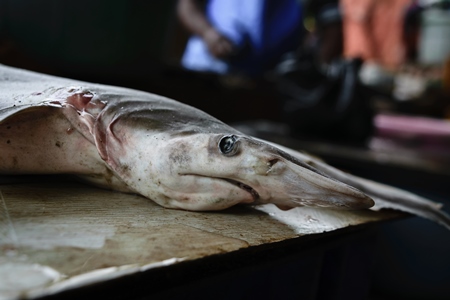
[224,178,260,201]
[179,173,260,202]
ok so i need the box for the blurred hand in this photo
[203,28,235,59]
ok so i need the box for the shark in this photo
[1,64,449,230]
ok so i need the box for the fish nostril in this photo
[267,158,279,168]
[265,158,285,175]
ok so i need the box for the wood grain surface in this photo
[0,176,402,299]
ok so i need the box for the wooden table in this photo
[0,175,403,300]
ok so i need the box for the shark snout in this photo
[251,153,374,210]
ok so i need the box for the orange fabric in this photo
[341,0,411,70]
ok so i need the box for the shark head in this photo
[149,133,374,210]
[103,129,374,211]
[62,89,374,212]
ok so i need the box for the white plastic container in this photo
[419,8,450,65]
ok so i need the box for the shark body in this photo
[1,65,449,229]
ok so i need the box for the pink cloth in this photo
[375,114,450,138]
[341,0,411,69]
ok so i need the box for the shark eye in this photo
[218,135,239,156]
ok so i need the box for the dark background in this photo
[0,0,282,123]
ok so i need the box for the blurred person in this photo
[177,0,304,77]
[340,0,412,86]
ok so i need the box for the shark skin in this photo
[0,64,449,229]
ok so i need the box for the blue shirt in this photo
[182,0,303,76]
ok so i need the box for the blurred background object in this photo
[177,0,304,77]
[341,0,411,71]
[419,0,450,65]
